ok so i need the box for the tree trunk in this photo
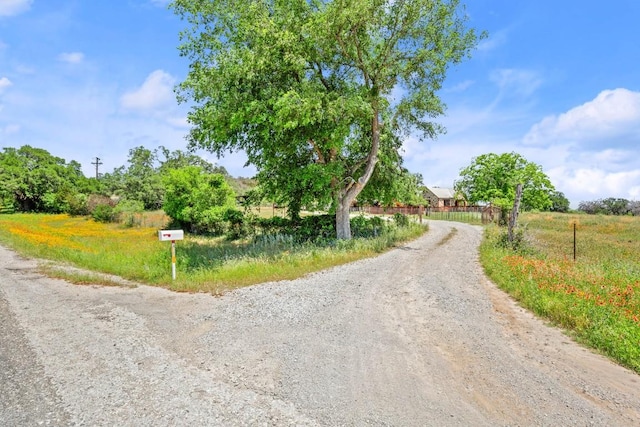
[335,107,381,240]
[508,183,523,243]
[336,194,353,240]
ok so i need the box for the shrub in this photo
[114,199,145,227]
[87,194,117,213]
[224,208,251,240]
[92,204,116,223]
[494,226,534,255]
[256,216,292,235]
[393,213,410,227]
[351,215,386,238]
[163,166,237,234]
[193,206,228,235]
[66,193,89,216]
[295,214,335,242]
[350,215,369,237]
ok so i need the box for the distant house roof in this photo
[427,187,457,199]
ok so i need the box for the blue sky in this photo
[1,0,639,207]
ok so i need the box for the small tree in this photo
[578,198,631,215]
[455,152,555,211]
[163,166,237,234]
[602,197,630,215]
[627,200,640,216]
[549,190,570,213]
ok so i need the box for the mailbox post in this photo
[158,230,184,280]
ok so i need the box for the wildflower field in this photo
[481,212,640,373]
[0,213,169,283]
[0,212,425,294]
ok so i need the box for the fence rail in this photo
[351,205,501,224]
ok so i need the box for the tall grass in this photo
[0,213,426,294]
[480,212,640,373]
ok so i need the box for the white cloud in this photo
[0,76,12,93]
[591,148,634,166]
[120,70,176,111]
[445,80,475,93]
[524,88,640,147]
[490,68,542,98]
[548,166,640,203]
[0,0,32,17]
[58,52,85,64]
[166,116,190,129]
[477,28,508,53]
[0,123,20,135]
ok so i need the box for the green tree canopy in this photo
[163,166,237,234]
[549,190,570,213]
[455,152,555,211]
[0,145,94,213]
[171,0,483,238]
[101,146,163,210]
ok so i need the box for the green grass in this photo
[0,212,426,294]
[480,212,640,373]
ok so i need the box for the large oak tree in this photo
[171,0,482,239]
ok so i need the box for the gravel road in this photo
[1,220,639,426]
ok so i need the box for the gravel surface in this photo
[1,220,639,426]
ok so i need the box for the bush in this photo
[224,208,252,240]
[256,216,292,235]
[393,213,409,227]
[351,215,386,238]
[494,226,534,255]
[350,215,369,237]
[295,214,335,242]
[251,214,336,242]
[628,201,640,216]
[66,193,89,216]
[162,166,237,234]
[193,206,228,235]
[114,199,145,227]
[92,204,116,223]
[87,194,117,213]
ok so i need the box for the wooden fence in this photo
[351,205,502,224]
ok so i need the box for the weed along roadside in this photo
[0,212,427,294]
[480,212,640,374]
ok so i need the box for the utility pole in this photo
[91,157,103,179]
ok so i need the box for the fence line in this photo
[351,205,502,224]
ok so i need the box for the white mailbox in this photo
[158,230,184,280]
[158,230,184,241]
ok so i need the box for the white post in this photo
[158,230,184,281]
[171,240,177,280]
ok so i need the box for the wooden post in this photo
[573,221,577,262]
[508,184,523,243]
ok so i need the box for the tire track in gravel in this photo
[1,220,640,426]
